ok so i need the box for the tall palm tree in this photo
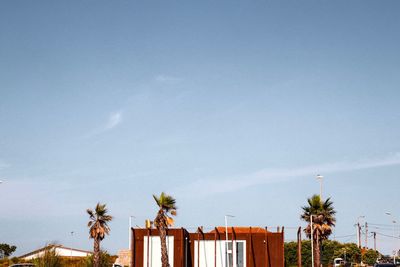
[153,192,177,267]
[301,195,336,267]
[87,203,113,267]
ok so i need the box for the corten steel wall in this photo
[131,227,284,267]
[131,228,190,267]
[190,227,284,267]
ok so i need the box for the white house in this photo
[20,245,92,260]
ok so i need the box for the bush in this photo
[33,247,62,267]
[81,250,115,267]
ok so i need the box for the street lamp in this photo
[385,212,397,264]
[225,215,235,267]
[316,174,323,200]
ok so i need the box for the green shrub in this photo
[33,246,62,267]
[81,250,115,267]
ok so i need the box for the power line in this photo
[369,225,396,231]
[369,222,399,227]
[335,234,356,239]
[375,232,400,239]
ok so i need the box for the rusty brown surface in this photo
[131,227,284,267]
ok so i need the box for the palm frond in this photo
[300,194,336,241]
[87,203,113,240]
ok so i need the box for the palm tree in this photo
[301,194,336,267]
[153,192,177,267]
[87,203,113,267]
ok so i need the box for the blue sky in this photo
[1,0,400,256]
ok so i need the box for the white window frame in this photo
[193,240,246,267]
[224,240,246,267]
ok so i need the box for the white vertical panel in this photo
[143,236,174,267]
[194,240,246,267]
[194,240,225,267]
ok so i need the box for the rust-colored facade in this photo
[131,227,284,267]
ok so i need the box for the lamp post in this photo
[316,175,323,200]
[385,212,397,264]
[225,215,235,267]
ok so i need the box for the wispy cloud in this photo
[105,111,122,130]
[174,153,400,197]
[155,74,182,83]
[83,111,123,138]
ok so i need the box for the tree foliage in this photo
[333,242,361,264]
[301,195,336,241]
[285,240,312,267]
[300,194,336,267]
[153,192,177,267]
[284,240,380,267]
[81,250,114,267]
[33,245,62,267]
[0,243,16,258]
[0,257,20,267]
[362,249,380,265]
[87,203,113,267]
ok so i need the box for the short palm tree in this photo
[153,192,177,267]
[87,203,113,267]
[301,195,336,267]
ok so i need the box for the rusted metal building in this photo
[130,226,284,267]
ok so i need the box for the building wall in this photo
[190,230,284,267]
[115,249,131,266]
[22,247,91,260]
[143,236,174,267]
[132,228,187,267]
[131,228,284,267]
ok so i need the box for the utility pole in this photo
[371,231,377,251]
[365,222,368,248]
[356,216,365,248]
[297,227,302,267]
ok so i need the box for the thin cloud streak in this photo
[155,74,182,83]
[83,111,123,138]
[105,111,122,130]
[174,153,400,197]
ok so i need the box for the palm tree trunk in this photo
[159,224,170,267]
[314,232,321,267]
[94,237,100,267]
